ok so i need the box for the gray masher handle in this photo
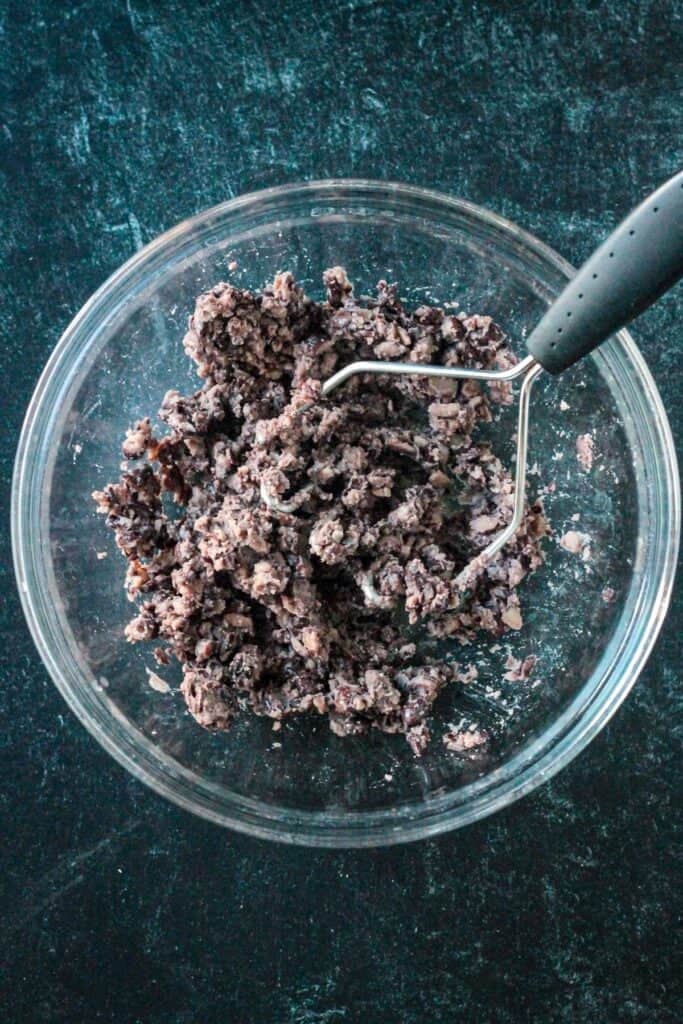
[526,170,683,374]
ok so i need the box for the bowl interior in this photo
[14,183,676,844]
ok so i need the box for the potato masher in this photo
[321,170,683,588]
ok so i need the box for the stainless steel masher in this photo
[321,171,683,588]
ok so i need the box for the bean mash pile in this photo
[93,268,547,754]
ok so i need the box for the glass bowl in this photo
[12,180,679,847]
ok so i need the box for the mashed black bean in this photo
[93,269,548,754]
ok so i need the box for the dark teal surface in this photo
[1,2,681,1021]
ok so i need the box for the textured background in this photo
[1,1,681,1021]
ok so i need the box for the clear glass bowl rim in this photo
[11,179,680,847]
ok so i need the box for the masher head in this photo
[321,353,544,591]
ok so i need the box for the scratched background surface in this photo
[1,1,681,1021]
